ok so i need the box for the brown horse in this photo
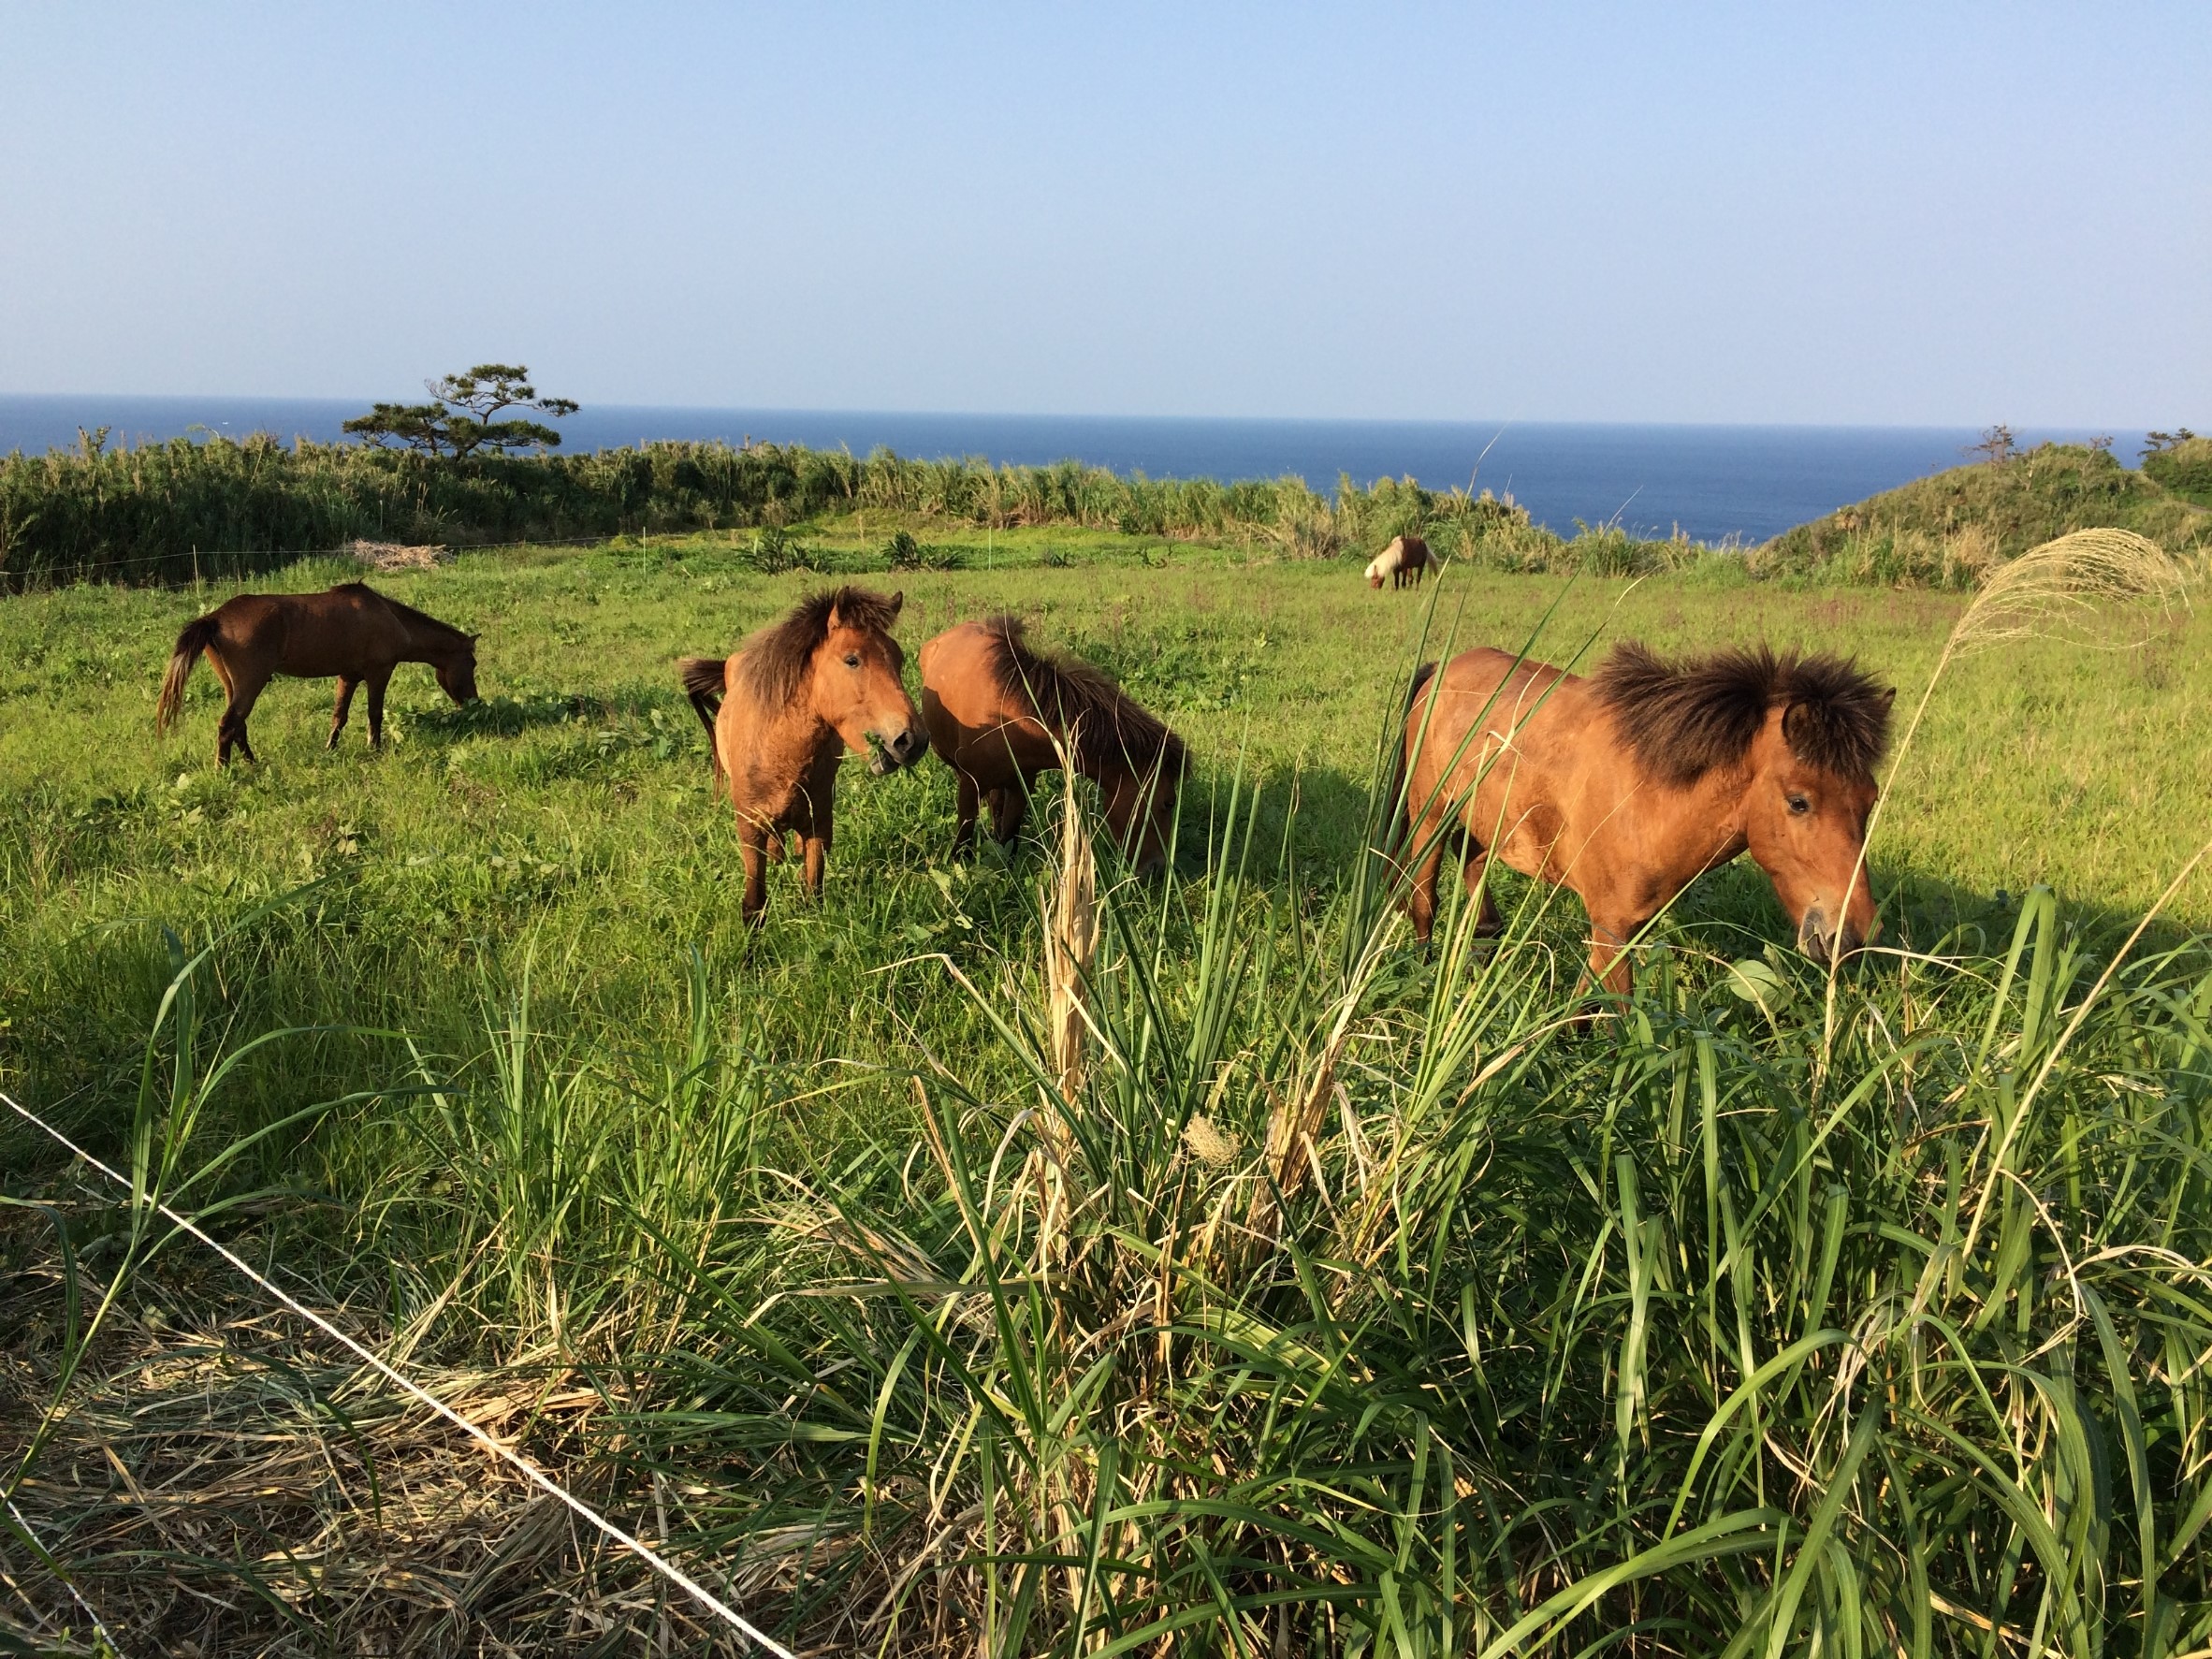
[1397,641,1893,993]
[919,617,1186,872]
[1365,533,1432,589]
[156,582,479,765]
[678,586,926,922]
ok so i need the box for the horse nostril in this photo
[1797,908,1831,962]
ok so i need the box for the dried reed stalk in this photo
[1827,526,2197,1056]
[1044,749,1097,1130]
[1031,749,1097,1278]
[1870,527,2190,858]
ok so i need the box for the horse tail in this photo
[1387,661,1440,857]
[677,656,729,784]
[156,616,220,732]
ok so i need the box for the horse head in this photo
[1100,733,1187,876]
[1741,691,1894,963]
[435,634,481,704]
[811,590,927,774]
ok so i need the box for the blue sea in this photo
[0,394,2132,546]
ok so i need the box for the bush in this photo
[2145,436,2212,507]
[882,529,962,571]
[747,525,805,574]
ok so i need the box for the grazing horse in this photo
[1365,533,1432,589]
[678,586,926,923]
[1397,641,1894,993]
[920,618,1186,873]
[155,582,479,765]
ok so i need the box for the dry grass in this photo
[346,538,450,573]
[0,1270,735,1654]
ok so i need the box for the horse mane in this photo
[336,582,473,648]
[1590,640,1891,785]
[979,617,1185,781]
[739,586,905,708]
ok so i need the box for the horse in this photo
[1395,641,1894,994]
[678,586,926,923]
[155,582,479,765]
[1365,533,1432,589]
[919,617,1186,873]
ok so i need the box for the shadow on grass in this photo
[404,688,695,743]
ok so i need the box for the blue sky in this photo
[2,3,2205,425]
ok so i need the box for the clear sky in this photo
[2,3,2205,426]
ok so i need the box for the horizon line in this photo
[0,391,2153,437]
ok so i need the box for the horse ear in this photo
[824,601,842,632]
[889,591,904,618]
[1878,686,1897,713]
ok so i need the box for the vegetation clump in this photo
[2143,433,2212,507]
[882,528,962,571]
[1754,442,2210,586]
[745,524,806,573]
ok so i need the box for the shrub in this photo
[2144,435,2212,507]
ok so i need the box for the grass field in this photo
[3,529,2210,1653]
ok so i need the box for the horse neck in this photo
[786,677,844,749]
[398,613,466,665]
[1637,760,1753,878]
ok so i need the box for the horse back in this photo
[203,586,410,678]
[1406,648,1606,873]
[919,622,1057,779]
[1390,533,1431,566]
[1415,646,1738,898]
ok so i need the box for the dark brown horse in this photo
[156,582,479,764]
[1397,641,1893,992]
[920,617,1186,872]
[679,586,926,922]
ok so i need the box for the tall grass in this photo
[5,550,2209,1651]
[566,736,2204,1654]
[9,757,2210,1652]
[4,429,1761,591]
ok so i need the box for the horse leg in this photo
[217,664,270,767]
[800,781,834,897]
[990,784,1027,845]
[953,771,980,857]
[327,677,357,749]
[737,819,770,924]
[1404,809,1448,943]
[365,671,392,749]
[1583,910,1643,999]
[1461,846,1503,938]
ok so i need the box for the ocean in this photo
[0,394,2130,546]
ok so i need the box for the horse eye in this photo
[1787,793,1811,815]
[844,653,862,668]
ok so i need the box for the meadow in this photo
[3,526,2210,1654]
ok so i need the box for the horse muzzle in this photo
[871,726,929,775]
[1797,906,1871,965]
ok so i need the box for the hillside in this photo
[1753,441,2211,584]
[2145,434,2212,506]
